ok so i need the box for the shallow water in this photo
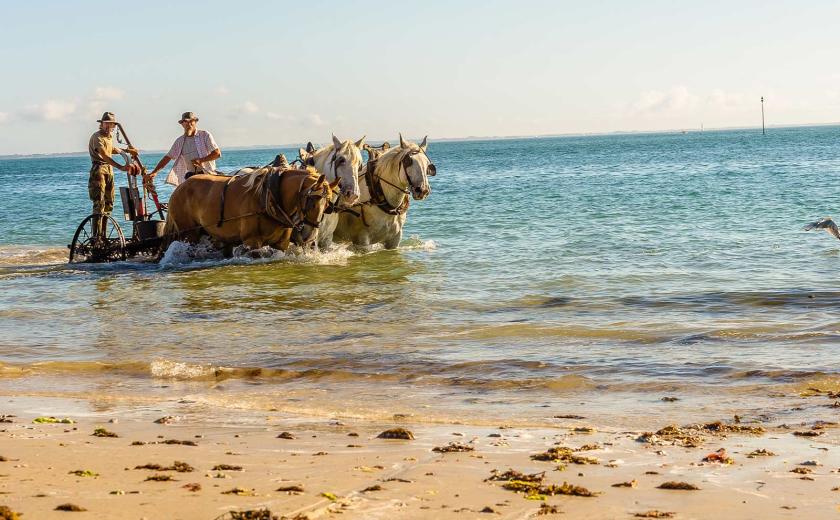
[2,128,840,427]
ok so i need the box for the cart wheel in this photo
[68,214,127,263]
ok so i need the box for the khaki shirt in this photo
[88,130,118,173]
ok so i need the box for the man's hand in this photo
[126,146,139,157]
[148,170,158,179]
[191,158,203,169]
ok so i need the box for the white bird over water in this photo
[804,217,840,240]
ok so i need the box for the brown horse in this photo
[162,168,337,254]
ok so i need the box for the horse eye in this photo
[402,156,412,168]
[427,163,436,176]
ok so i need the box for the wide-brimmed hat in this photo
[178,111,199,123]
[97,112,118,123]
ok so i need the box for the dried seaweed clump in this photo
[276,485,304,493]
[611,480,637,488]
[432,442,475,453]
[637,425,702,448]
[55,503,87,511]
[377,428,414,440]
[502,480,597,498]
[657,481,700,490]
[793,430,822,437]
[145,474,176,482]
[222,487,257,496]
[215,510,278,520]
[34,416,74,424]
[699,421,764,435]
[276,432,296,439]
[634,511,676,518]
[486,469,545,483]
[212,464,243,471]
[531,446,599,465]
[68,469,99,478]
[135,461,194,472]
[536,503,562,515]
[747,449,776,458]
[0,506,21,520]
[92,427,119,438]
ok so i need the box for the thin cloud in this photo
[632,86,698,115]
[214,85,230,96]
[19,99,77,122]
[265,112,326,127]
[93,86,124,101]
[0,112,8,124]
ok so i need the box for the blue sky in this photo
[1,0,839,154]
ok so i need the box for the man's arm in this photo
[148,155,172,178]
[94,138,126,171]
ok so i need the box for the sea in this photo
[2,126,840,428]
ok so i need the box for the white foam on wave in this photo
[158,237,356,269]
[0,245,68,266]
[150,359,213,379]
[400,235,437,251]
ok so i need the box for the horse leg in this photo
[270,230,292,252]
[383,230,402,250]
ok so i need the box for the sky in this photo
[1,0,839,155]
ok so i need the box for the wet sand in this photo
[1,396,840,519]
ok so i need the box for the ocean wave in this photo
[0,245,67,266]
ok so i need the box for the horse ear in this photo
[382,141,391,150]
[362,143,371,151]
[399,133,408,149]
[332,134,342,148]
[420,135,428,151]
[306,141,316,153]
[354,135,366,148]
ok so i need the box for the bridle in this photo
[364,148,435,215]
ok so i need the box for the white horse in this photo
[333,134,434,249]
[298,135,365,248]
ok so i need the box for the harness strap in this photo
[364,159,409,215]
[217,175,236,227]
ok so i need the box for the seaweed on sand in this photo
[0,506,21,520]
[276,485,304,493]
[501,480,597,498]
[214,510,278,520]
[432,442,475,453]
[183,483,201,492]
[212,464,243,471]
[747,449,776,458]
[657,481,700,490]
[377,428,414,440]
[135,461,194,472]
[485,469,545,483]
[634,511,676,518]
[92,427,119,438]
[34,417,74,424]
[531,447,599,465]
[611,480,637,488]
[222,487,257,496]
[637,425,702,448]
[699,421,764,435]
[68,470,98,478]
[536,503,562,515]
[145,474,176,482]
[55,503,87,511]
[276,432,295,440]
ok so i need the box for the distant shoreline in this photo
[2,122,838,160]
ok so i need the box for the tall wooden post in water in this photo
[761,96,765,135]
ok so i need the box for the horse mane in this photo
[313,140,363,171]
[373,143,420,183]
[241,167,322,197]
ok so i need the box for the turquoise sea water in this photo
[1,127,840,426]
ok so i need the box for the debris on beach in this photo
[55,503,87,511]
[222,487,257,496]
[134,461,194,472]
[531,446,599,464]
[637,426,702,448]
[321,492,338,501]
[33,417,74,424]
[657,481,700,490]
[362,485,383,492]
[276,432,296,439]
[633,511,676,518]
[182,483,201,492]
[215,509,278,520]
[699,421,764,435]
[611,480,637,488]
[747,449,776,458]
[661,397,679,402]
[92,427,119,438]
[502,480,597,498]
[573,427,595,433]
[554,414,585,419]
[377,428,414,440]
[276,485,304,493]
[68,469,98,478]
[790,467,812,475]
[0,506,21,520]
[535,503,562,515]
[160,439,198,446]
[793,430,822,437]
[486,469,545,483]
[145,474,176,482]
[0,415,15,423]
[212,464,243,471]
[701,448,734,464]
[433,442,475,453]
[154,415,181,424]
[382,477,413,483]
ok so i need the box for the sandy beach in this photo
[1,393,839,520]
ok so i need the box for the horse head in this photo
[302,135,364,208]
[297,174,341,245]
[398,133,434,200]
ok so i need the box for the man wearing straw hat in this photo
[88,111,137,238]
[148,111,221,186]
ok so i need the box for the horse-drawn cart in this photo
[68,124,168,263]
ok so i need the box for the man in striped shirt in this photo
[148,112,221,186]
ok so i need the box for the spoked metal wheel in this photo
[68,213,127,263]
